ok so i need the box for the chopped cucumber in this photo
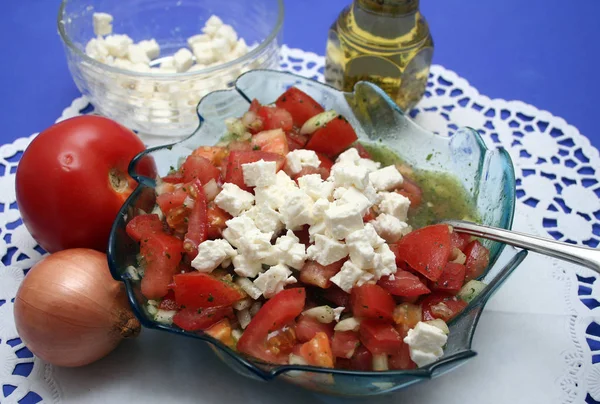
[458,280,487,303]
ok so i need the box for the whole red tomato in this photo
[16,116,155,253]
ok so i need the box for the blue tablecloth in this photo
[1,0,599,149]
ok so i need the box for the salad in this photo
[125,87,491,371]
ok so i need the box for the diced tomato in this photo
[257,106,294,132]
[294,225,311,246]
[349,346,373,371]
[249,99,261,114]
[173,272,244,309]
[295,315,334,342]
[237,288,306,363]
[286,129,309,150]
[225,150,285,191]
[353,143,371,159]
[363,208,376,223]
[305,115,358,157]
[299,332,335,368]
[205,318,236,348]
[431,262,466,294]
[207,204,231,239]
[316,152,334,179]
[378,271,431,297]
[180,155,221,185]
[126,214,164,242]
[322,285,350,308]
[251,129,289,156]
[331,331,360,359]
[165,205,189,234]
[351,284,396,321]
[156,188,188,215]
[140,233,184,299]
[265,326,297,357]
[450,231,473,252]
[394,224,452,282]
[335,358,352,369]
[464,240,490,281]
[182,181,208,259]
[173,306,235,332]
[392,303,422,331]
[159,290,179,310]
[359,319,404,355]
[192,146,228,166]
[275,87,324,127]
[388,341,416,370]
[421,293,468,322]
[397,177,422,208]
[226,140,254,152]
[299,259,344,289]
[162,172,185,183]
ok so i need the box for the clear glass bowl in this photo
[57,0,283,143]
[107,70,525,396]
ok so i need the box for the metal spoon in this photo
[444,220,600,273]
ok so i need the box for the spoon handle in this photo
[445,220,600,274]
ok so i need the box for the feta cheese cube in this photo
[237,230,274,262]
[404,322,448,367]
[336,148,361,165]
[298,174,334,201]
[191,239,237,272]
[275,230,307,270]
[307,234,348,266]
[357,158,381,173]
[334,187,373,216]
[231,38,249,58]
[255,171,298,211]
[325,202,364,240]
[187,34,211,47]
[242,159,277,187]
[286,150,321,175]
[215,183,255,216]
[244,204,283,234]
[85,37,110,62]
[233,255,263,278]
[369,165,404,191]
[160,56,175,69]
[308,220,329,242]
[253,264,297,298]
[128,44,151,65]
[222,216,258,248]
[203,15,224,37]
[372,243,397,279]
[330,164,369,190]
[330,260,366,293]
[363,183,382,205]
[236,277,262,300]
[215,24,238,46]
[379,192,411,221]
[104,34,133,58]
[345,224,385,270]
[173,48,194,72]
[371,213,411,243]
[333,307,345,322]
[137,39,160,59]
[93,12,113,37]
[280,189,314,230]
[356,271,375,286]
[191,42,217,65]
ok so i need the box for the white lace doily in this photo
[2,45,599,404]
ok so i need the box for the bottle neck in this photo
[356,0,419,15]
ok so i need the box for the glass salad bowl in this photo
[107,70,526,396]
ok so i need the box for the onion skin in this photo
[14,249,141,367]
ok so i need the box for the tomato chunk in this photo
[378,270,431,297]
[237,288,306,363]
[156,188,188,215]
[159,290,179,311]
[353,143,372,159]
[251,129,289,156]
[225,151,285,192]
[299,259,344,289]
[299,332,335,368]
[275,87,324,127]
[295,315,334,343]
[126,214,164,242]
[450,231,473,252]
[350,284,395,321]
[180,155,221,185]
[350,346,373,371]
[257,106,294,132]
[464,240,490,281]
[389,341,416,370]
[397,177,422,208]
[172,272,244,309]
[286,130,309,150]
[431,262,466,294]
[359,319,404,355]
[207,204,231,239]
[183,181,208,259]
[394,224,452,282]
[322,286,350,308]
[421,293,468,322]
[140,233,184,299]
[331,331,360,359]
[192,146,228,166]
[173,306,235,331]
[205,318,236,348]
[305,115,358,157]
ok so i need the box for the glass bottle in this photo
[325,0,433,111]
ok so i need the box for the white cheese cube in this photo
[215,183,255,216]
[363,183,382,205]
[160,56,175,69]
[93,12,113,37]
[244,204,283,235]
[128,44,151,65]
[85,38,110,61]
[237,230,275,262]
[307,234,348,266]
[192,42,217,65]
[187,34,211,47]
[222,216,259,248]
[333,307,345,322]
[215,24,238,46]
[345,224,385,270]
[173,48,194,72]
[236,277,262,300]
[191,239,237,272]
[312,198,331,221]
[371,213,411,243]
[369,165,404,191]
[233,255,263,278]
[357,158,381,173]
[330,164,369,190]
[242,159,277,187]
[137,39,160,60]
[298,174,334,201]
[205,15,223,28]
[253,264,297,298]
[379,192,411,221]
[104,34,133,58]
[210,36,230,57]
[308,220,329,242]
[275,230,307,270]
[286,149,321,175]
[325,202,364,240]
[371,243,397,279]
[404,322,448,367]
[330,261,366,293]
[280,189,314,230]
[336,148,361,165]
[231,38,249,58]
[334,187,372,216]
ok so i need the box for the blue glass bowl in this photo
[107,70,526,396]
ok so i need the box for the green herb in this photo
[426,153,433,161]
[253,145,260,150]
[197,308,203,314]
[166,145,173,150]
[165,253,171,259]
[208,294,214,302]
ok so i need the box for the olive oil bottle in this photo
[325,0,433,111]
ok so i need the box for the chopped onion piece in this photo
[334,317,361,332]
[233,298,252,311]
[231,329,243,341]
[300,110,338,135]
[450,248,466,264]
[147,304,158,316]
[237,309,252,329]
[372,354,389,371]
[155,310,177,325]
[151,204,164,220]
[303,305,335,324]
[457,280,487,303]
[289,353,308,365]
[203,179,220,202]
[125,265,140,281]
[249,301,262,316]
[425,319,450,335]
[183,196,195,209]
